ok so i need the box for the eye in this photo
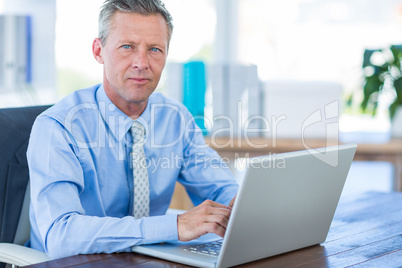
[122,45,131,49]
[150,47,161,52]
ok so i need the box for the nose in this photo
[131,49,149,71]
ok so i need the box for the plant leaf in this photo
[394,77,402,101]
[363,49,380,68]
[390,45,402,69]
[361,75,382,112]
[346,94,353,107]
[390,100,399,119]
[389,77,402,120]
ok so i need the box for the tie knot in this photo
[131,121,145,144]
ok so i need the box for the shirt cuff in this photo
[142,214,178,244]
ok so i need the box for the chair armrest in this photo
[0,243,50,267]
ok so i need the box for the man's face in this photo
[93,12,169,112]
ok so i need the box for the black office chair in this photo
[0,105,52,267]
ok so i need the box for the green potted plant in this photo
[361,45,402,137]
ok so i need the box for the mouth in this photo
[128,77,150,84]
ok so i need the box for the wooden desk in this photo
[25,191,402,268]
[205,137,402,191]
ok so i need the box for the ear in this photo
[92,38,104,64]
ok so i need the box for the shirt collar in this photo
[95,84,152,141]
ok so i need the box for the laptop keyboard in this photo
[183,239,223,257]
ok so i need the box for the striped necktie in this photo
[130,121,150,218]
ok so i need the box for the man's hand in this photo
[229,195,236,209]
[177,200,232,241]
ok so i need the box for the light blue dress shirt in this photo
[27,84,238,259]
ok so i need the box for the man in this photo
[27,0,238,259]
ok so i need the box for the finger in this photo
[181,205,231,229]
[229,195,236,208]
[202,199,231,210]
[201,222,227,238]
[205,214,230,230]
[199,205,231,221]
[177,201,232,241]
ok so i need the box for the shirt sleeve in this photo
[178,114,239,206]
[28,116,178,259]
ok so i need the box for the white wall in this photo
[1,0,56,107]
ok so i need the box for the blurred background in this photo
[1,0,401,197]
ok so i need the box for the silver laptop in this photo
[132,144,357,268]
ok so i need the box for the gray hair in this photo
[98,0,173,45]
